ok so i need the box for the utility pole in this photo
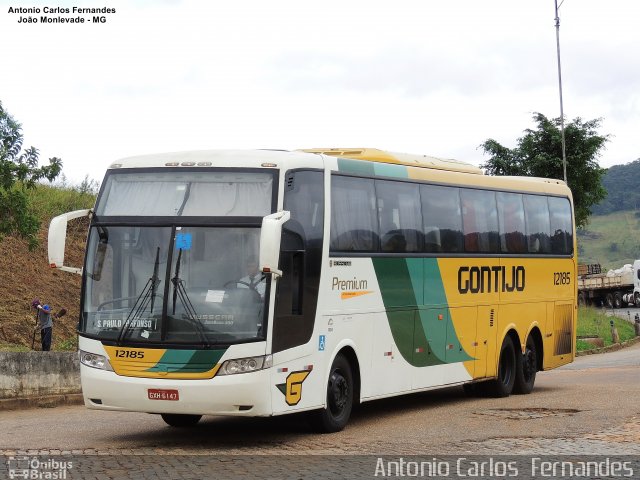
[554,0,568,184]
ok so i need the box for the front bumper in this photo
[80,362,273,416]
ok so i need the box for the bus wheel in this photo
[635,292,640,306]
[577,292,585,306]
[482,337,516,398]
[310,354,354,433]
[161,414,202,427]
[513,335,537,394]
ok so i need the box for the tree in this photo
[479,112,608,229]
[0,101,62,249]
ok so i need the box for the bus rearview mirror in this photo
[48,209,92,275]
[259,210,291,278]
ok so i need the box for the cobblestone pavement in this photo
[1,345,639,477]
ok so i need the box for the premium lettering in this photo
[332,277,368,291]
[458,266,525,294]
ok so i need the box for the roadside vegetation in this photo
[577,210,640,270]
[0,182,96,351]
[577,306,636,351]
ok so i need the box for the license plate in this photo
[148,389,179,401]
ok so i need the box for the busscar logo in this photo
[276,370,311,406]
[329,260,352,267]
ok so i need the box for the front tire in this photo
[310,354,354,433]
[161,414,202,427]
[513,335,537,394]
[481,336,516,398]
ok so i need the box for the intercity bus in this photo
[48,148,576,432]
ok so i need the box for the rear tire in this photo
[605,293,614,309]
[513,335,537,394]
[309,354,354,433]
[481,336,516,398]
[613,292,623,309]
[635,292,640,307]
[161,414,202,427]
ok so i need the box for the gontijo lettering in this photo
[458,265,525,294]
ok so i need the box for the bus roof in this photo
[106,149,569,197]
[301,148,484,175]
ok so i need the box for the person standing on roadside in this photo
[37,304,53,351]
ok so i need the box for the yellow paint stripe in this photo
[103,346,221,379]
[341,290,374,300]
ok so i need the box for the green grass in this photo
[26,183,96,222]
[578,210,640,270]
[0,341,31,352]
[577,306,637,351]
[55,337,78,351]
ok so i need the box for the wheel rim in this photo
[328,369,349,417]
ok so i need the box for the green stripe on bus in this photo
[146,349,226,373]
[337,158,375,176]
[372,258,472,366]
[373,162,408,178]
[337,158,409,179]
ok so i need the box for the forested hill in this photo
[592,159,640,215]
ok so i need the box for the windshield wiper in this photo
[117,247,162,345]
[171,248,210,347]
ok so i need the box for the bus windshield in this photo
[95,170,273,217]
[82,225,268,346]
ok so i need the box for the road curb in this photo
[576,335,640,356]
[0,393,83,411]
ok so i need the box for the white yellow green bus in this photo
[48,148,576,432]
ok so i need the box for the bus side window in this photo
[497,192,527,254]
[424,226,441,252]
[421,184,463,253]
[375,180,422,253]
[460,189,500,254]
[330,176,378,252]
[548,196,573,255]
[524,195,552,254]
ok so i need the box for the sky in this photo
[1,0,639,184]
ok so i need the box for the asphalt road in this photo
[1,343,639,457]
[609,306,640,324]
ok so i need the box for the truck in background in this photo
[577,260,640,308]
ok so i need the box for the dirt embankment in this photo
[0,217,88,350]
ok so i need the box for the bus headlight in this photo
[79,350,113,371]
[218,355,272,375]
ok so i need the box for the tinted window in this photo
[421,185,463,253]
[376,180,422,252]
[461,189,500,253]
[497,192,526,254]
[524,195,551,254]
[330,176,378,251]
[284,170,324,244]
[548,196,573,255]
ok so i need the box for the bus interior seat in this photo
[334,230,379,251]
